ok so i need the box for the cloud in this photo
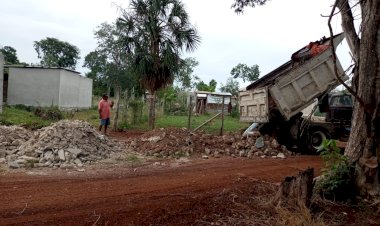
[0,0,350,90]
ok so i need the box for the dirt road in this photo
[0,156,322,226]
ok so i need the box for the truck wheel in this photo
[307,129,330,153]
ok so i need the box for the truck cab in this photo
[303,93,353,152]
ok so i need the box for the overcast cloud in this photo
[0,0,351,89]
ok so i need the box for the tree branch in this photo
[328,0,371,114]
[336,0,360,62]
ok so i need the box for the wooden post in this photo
[220,96,225,136]
[187,95,192,130]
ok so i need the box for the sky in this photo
[0,0,352,89]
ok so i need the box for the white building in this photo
[4,66,92,109]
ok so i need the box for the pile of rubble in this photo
[127,128,294,159]
[0,126,32,163]
[3,120,121,169]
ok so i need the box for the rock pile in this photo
[129,128,193,158]
[0,126,32,162]
[5,120,121,169]
[127,128,294,159]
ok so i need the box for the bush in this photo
[315,140,356,202]
[230,105,240,118]
[129,100,144,124]
[34,107,63,121]
[13,104,35,112]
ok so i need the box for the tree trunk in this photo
[272,168,314,208]
[112,85,121,131]
[148,92,156,130]
[122,89,128,126]
[342,0,380,197]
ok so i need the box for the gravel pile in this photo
[5,120,121,169]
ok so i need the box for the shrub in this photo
[128,100,144,124]
[230,105,240,118]
[13,104,35,112]
[315,139,356,202]
[34,107,63,121]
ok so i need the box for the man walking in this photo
[98,94,113,135]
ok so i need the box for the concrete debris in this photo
[1,120,122,169]
[277,153,286,159]
[127,128,293,160]
[255,137,265,149]
[0,126,32,158]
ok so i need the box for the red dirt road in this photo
[0,156,322,226]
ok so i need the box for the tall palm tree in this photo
[117,0,200,129]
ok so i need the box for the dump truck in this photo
[239,33,353,152]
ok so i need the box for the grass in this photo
[0,106,249,134]
[68,108,99,126]
[0,106,53,129]
[156,114,249,134]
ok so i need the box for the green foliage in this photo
[232,0,269,13]
[34,37,80,69]
[129,99,144,125]
[117,0,201,94]
[154,115,249,134]
[316,140,356,201]
[230,105,240,118]
[83,51,109,96]
[220,77,240,96]
[0,46,20,64]
[230,63,260,82]
[117,0,200,129]
[196,79,217,92]
[175,57,199,90]
[93,22,133,89]
[0,106,53,129]
[33,107,63,121]
[13,104,35,112]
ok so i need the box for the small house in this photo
[3,66,92,109]
[194,91,232,114]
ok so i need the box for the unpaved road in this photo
[0,156,322,226]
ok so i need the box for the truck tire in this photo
[306,128,330,153]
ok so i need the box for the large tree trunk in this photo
[148,92,156,130]
[341,0,380,197]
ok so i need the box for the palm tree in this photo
[117,0,200,129]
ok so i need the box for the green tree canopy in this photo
[0,46,20,64]
[196,79,217,92]
[83,51,109,96]
[117,0,200,128]
[175,57,199,90]
[230,63,260,82]
[220,77,240,96]
[34,37,80,69]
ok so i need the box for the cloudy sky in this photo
[0,0,351,89]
